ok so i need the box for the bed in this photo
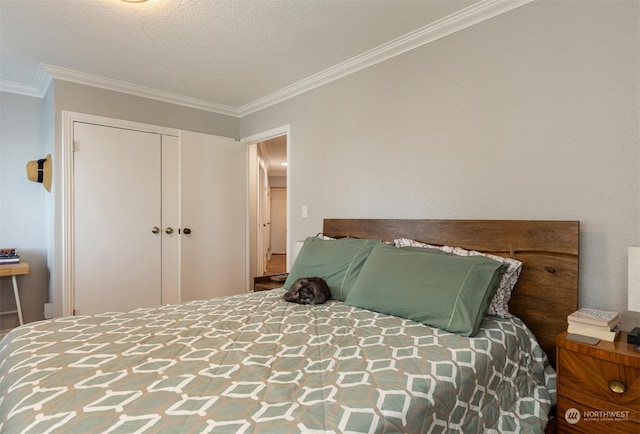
[0,219,579,433]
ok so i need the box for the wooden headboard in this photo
[323,219,579,366]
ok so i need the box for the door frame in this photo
[60,111,180,317]
[241,125,291,287]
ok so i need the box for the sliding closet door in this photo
[73,122,162,315]
[179,131,246,301]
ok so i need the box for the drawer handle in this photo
[609,379,626,394]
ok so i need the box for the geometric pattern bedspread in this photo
[0,289,555,433]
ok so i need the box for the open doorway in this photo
[244,126,290,290]
[259,136,287,274]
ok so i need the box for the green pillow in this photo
[345,244,507,336]
[284,236,381,301]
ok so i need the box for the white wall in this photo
[240,1,640,329]
[0,92,49,326]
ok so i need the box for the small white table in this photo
[0,262,29,326]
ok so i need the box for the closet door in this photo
[179,131,247,301]
[161,135,180,305]
[73,122,162,315]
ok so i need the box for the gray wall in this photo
[240,1,640,329]
[0,92,48,327]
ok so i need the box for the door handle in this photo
[165,227,174,234]
[151,226,160,234]
[182,227,192,235]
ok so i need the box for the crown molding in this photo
[0,79,42,97]
[237,0,534,116]
[0,0,532,118]
[43,64,240,117]
[0,65,238,117]
[0,64,52,97]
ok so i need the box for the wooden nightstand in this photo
[556,331,640,433]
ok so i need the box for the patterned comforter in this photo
[0,289,555,433]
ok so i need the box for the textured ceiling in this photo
[0,0,482,109]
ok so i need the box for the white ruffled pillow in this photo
[394,238,522,318]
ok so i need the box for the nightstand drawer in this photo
[557,347,640,415]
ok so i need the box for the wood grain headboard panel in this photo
[323,219,579,366]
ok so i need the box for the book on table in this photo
[0,247,20,264]
[567,308,620,328]
[566,308,621,341]
[567,323,621,341]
